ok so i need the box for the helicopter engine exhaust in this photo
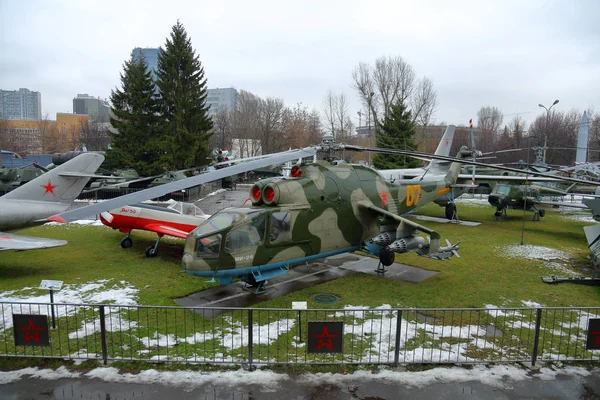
[369,231,397,246]
[386,236,426,254]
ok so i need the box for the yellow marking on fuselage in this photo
[437,188,451,196]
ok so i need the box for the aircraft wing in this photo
[143,223,194,239]
[0,232,67,251]
[58,172,117,179]
[537,200,589,209]
[49,147,318,223]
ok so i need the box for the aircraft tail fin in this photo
[429,125,456,174]
[432,125,456,158]
[2,153,105,204]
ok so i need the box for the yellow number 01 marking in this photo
[406,185,421,206]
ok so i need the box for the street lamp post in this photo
[538,99,559,164]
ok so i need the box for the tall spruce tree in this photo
[372,100,421,169]
[106,56,163,176]
[156,21,213,170]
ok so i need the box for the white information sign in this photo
[39,280,63,291]
[292,301,307,310]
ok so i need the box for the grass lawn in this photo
[0,201,599,365]
[0,201,598,309]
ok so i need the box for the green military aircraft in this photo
[181,141,473,293]
[488,182,575,220]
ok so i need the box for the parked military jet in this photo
[99,201,209,256]
[488,182,575,220]
[0,153,105,250]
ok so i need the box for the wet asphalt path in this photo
[2,369,600,400]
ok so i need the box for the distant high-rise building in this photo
[0,88,42,120]
[73,94,110,122]
[131,47,160,81]
[206,88,238,116]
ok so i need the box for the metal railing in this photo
[1,302,599,367]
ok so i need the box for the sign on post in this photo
[13,314,50,347]
[39,279,63,329]
[39,280,63,291]
[307,321,343,353]
[292,301,307,310]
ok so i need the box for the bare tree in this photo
[307,109,324,145]
[352,62,378,129]
[210,107,233,150]
[232,90,262,158]
[352,55,436,129]
[508,115,526,148]
[477,106,504,133]
[322,89,338,137]
[410,77,438,126]
[258,96,285,154]
[37,113,58,153]
[79,118,111,151]
[335,92,353,140]
[0,118,18,153]
[587,109,600,162]
[528,109,580,165]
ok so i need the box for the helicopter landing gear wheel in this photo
[445,203,457,220]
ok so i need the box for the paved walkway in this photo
[1,367,599,399]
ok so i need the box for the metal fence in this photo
[1,302,599,367]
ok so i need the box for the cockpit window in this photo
[168,201,205,217]
[269,211,292,244]
[196,233,221,257]
[496,185,511,195]
[193,209,266,237]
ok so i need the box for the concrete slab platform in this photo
[408,214,481,226]
[175,253,438,314]
[322,253,439,283]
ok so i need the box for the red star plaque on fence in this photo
[13,314,50,347]
[586,319,600,350]
[307,322,343,354]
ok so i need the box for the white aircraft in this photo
[0,152,104,250]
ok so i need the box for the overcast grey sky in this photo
[1,0,599,128]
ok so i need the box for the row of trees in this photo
[446,106,600,166]
[0,115,110,155]
[209,91,324,158]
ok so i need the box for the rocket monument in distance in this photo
[576,111,589,164]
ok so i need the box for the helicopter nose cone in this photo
[182,253,195,271]
[181,253,212,272]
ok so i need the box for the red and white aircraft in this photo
[99,201,209,257]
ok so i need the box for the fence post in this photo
[531,308,543,366]
[247,309,253,370]
[394,309,402,366]
[99,305,108,366]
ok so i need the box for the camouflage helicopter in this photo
[181,136,473,293]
